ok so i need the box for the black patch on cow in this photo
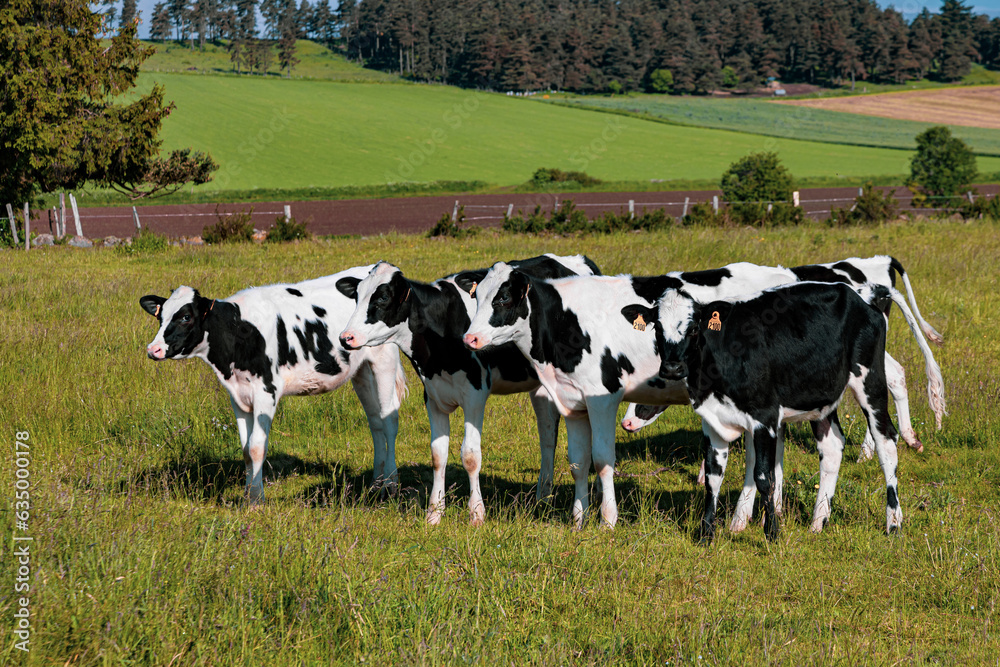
[140,294,167,320]
[581,255,602,276]
[365,271,413,328]
[886,485,899,510]
[517,276,591,372]
[630,275,684,303]
[292,318,343,377]
[276,316,297,367]
[679,267,732,287]
[312,305,327,318]
[620,304,657,329]
[339,349,351,365]
[868,285,892,313]
[402,279,484,390]
[599,347,635,394]
[336,276,361,301]
[888,257,905,288]
[200,298,278,398]
[832,261,868,285]
[453,270,487,296]
[789,264,851,285]
[646,378,666,389]
[286,288,304,297]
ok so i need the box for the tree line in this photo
[110,0,1000,92]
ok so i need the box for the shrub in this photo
[830,183,899,226]
[502,205,549,233]
[427,205,479,238]
[647,68,673,93]
[265,215,310,243]
[721,152,795,205]
[958,192,1000,220]
[0,215,26,248]
[592,208,672,233]
[547,200,589,234]
[117,228,170,256]
[530,168,602,187]
[909,126,978,205]
[682,201,730,227]
[203,207,255,244]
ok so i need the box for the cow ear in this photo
[194,294,215,319]
[140,295,166,318]
[336,276,360,301]
[621,304,656,331]
[454,270,487,296]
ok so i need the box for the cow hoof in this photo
[469,508,485,527]
[426,509,443,526]
[729,516,749,533]
[809,518,828,533]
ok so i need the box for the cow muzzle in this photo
[463,332,489,351]
[659,361,688,381]
[146,343,167,360]
[339,330,363,350]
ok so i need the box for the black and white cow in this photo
[652,281,903,541]
[622,256,945,459]
[463,266,688,529]
[337,254,600,526]
[140,266,407,502]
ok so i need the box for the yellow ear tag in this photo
[469,282,477,296]
[632,314,647,331]
[708,311,722,331]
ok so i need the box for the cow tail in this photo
[890,256,943,345]
[889,287,946,430]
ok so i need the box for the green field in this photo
[136,72,1000,196]
[2,222,999,663]
[547,94,1000,156]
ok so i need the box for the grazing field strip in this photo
[548,93,1000,156]
[139,73,1000,194]
[780,86,1000,131]
[2,221,999,664]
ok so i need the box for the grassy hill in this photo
[135,71,1000,198]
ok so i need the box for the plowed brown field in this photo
[780,85,1000,129]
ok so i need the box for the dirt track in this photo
[40,185,1000,240]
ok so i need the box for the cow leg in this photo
[350,359,401,492]
[246,395,278,504]
[774,426,785,517]
[751,423,780,542]
[460,396,487,527]
[588,395,621,529]
[230,397,252,450]
[810,412,846,532]
[885,352,922,452]
[730,431,756,533]
[426,402,452,526]
[565,414,593,530]
[529,387,561,503]
[700,424,731,544]
[850,370,902,534]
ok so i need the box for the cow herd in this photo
[140,253,944,541]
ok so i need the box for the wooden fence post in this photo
[69,193,82,236]
[6,204,18,246]
[23,202,29,251]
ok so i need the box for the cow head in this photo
[140,286,215,360]
[339,262,412,350]
[463,262,531,352]
[652,288,698,381]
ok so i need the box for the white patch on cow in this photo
[655,288,696,344]
[694,394,762,442]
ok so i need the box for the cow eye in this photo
[376,293,390,306]
[180,314,192,324]
[497,292,511,306]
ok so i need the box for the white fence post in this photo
[712,195,719,212]
[23,203,29,251]
[6,204,18,246]
[133,206,142,231]
[682,196,690,218]
[284,204,291,222]
[967,191,974,204]
[793,191,800,207]
[69,193,82,236]
[628,200,634,219]
[506,203,514,218]
[452,200,459,221]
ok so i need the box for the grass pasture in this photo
[136,73,1000,196]
[549,93,1000,156]
[2,222,999,664]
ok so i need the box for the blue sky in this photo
[126,0,999,40]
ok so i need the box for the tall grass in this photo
[1,222,998,664]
